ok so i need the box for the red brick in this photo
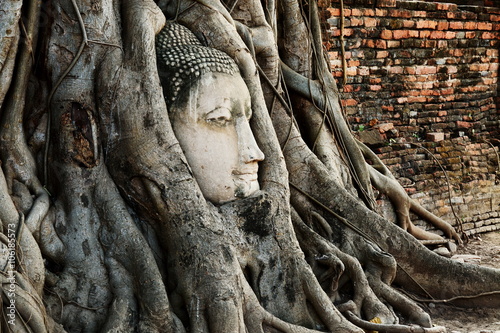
[364,17,378,27]
[491,15,500,22]
[405,67,416,75]
[389,9,411,18]
[478,22,493,30]
[427,132,445,142]
[393,30,409,39]
[377,0,396,7]
[346,67,357,76]
[413,11,426,18]
[388,66,404,74]
[429,31,445,39]
[375,40,387,49]
[363,9,375,16]
[351,9,362,16]
[375,9,388,16]
[357,67,370,76]
[466,31,477,39]
[482,32,498,39]
[437,40,448,48]
[457,121,472,128]
[408,30,419,38]
[408,96,427,103]
[380,30,393,39]
[403,20,415,28]
[343,28,354,37]
[449,21,464,30]
[376,50,389,58]
[387,40,401,48]
[350,17,363,26]
[437,21,449,30]
[444,31,456,39]
[420,30,431,38]
[436,3,457,11]
[329,8,351,17]
[447,65,458,74]
[342,99,358,106]
[342,85,354,92]
[416,20,438,29]
[370,85,382,91]
[441,88,454,95]
[330,29,341,37]
[363,39,376,48]
[415,66,437,75]
[464,22,478,30]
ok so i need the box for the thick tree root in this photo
[344,311,446,333]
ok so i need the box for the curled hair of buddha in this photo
[156,22,239,108]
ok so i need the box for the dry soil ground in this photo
[425,231,500,333]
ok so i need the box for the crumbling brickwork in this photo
[326,0,500,235]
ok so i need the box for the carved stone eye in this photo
[205,108,232,126]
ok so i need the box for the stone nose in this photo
[238,119,265,164]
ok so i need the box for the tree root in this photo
[292,213,397,325]
[356,139,462,244]
[344,311,446,333]
[282,58,462,245]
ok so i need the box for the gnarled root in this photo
[356,139,462,244]
[291,207,397,325]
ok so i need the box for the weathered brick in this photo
[376,50,389,58]
[437,21,449,30]
[466,31,477,39]
[364,17,378,27]
[387,40,401,48]
[449,21,464,30]
[380,30,393,39]
[415,65,437,75]
[478,22,493,30]
[420,30,431,38]
[377,0,396,7]
[445,31,456,39]
[429,31,445,39]
[464,21,478,30]
[375,40,387,49]
[342,99,358,107]
[482,31,498,39]
[416,20,438,29]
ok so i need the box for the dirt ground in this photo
[425,231,500,332]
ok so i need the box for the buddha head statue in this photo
[156,23,265,204]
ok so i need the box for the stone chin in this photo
[233,177,261,200]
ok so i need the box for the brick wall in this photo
[326,0,500,235]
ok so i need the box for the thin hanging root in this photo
[344,311,446,333]
[356,139,461,243]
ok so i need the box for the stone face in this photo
[169,72,265,204]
